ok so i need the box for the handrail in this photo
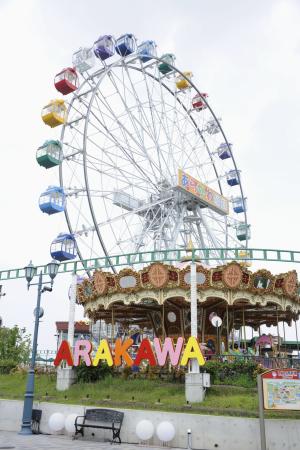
[0,247,299,281]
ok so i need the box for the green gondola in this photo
[36,140,62,169]
[158,53,176,74]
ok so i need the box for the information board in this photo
[262,369,300,410]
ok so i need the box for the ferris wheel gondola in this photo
[37,33,249,265]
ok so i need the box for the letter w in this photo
[153,337,183,366]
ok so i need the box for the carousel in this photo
[77,259,300,355]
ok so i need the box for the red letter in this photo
[134,338,156,366]
[54,340,74,367]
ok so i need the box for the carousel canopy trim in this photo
[77,262,299,305]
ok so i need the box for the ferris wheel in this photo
[37,34,250,266]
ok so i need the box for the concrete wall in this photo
[0,399,299,450]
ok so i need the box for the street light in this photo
[20,259,60,435]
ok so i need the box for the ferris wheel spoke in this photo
[136,64,165,177]
[92,75,160,174]
[108,68,159,166]
[67,114,158,192]
[89,91,161,187]
[139,65,182,181]
[119,64,160,147]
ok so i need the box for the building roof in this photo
[56,321,90,333]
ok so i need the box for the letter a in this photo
[93,339,113,367]
[54,340,74,367]
[134,338,156,366]
[180,337,205,366]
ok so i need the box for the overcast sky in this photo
[0,0,299,349]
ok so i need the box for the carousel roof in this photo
[76,262,300,333]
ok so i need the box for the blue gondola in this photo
[236,223,251,241]
[206,119,220,135]
[232,197,246,214]
[217,143,232,160]
[115,34,136,57]
[94,35,115,60]
[50,233,77,261]
[39,186,66,215]
[137,40,156,62]
[226,170,240,186]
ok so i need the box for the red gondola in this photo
[192,93,208,111]
[54,68,78,95]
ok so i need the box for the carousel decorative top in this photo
[77,262,299,305]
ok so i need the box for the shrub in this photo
[204,359,261,385]
[0,359,17,374]
[75,362,113,383]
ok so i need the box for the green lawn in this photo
[0,373,299,419]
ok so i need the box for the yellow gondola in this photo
[176,71,193,90]
[41,99,67,128]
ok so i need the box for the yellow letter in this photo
[180,337,205,366]
[92,339,113,367]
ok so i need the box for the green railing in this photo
[0,248,300,281]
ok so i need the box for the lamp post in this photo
[20,259,60,435]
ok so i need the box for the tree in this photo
[0,325,31,364]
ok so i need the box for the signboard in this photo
[262,369,300,410]
[54,336,206,368]
[177,169,229,215]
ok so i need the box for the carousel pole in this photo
[231,310,235,349]
[295,318,299,356]
[283,321,287,353]
[201,309,206,344]
[226,305,229,352]
[111,306,114,345]
[162,301,166,340]
[276,307,281,354]
[242,307,246,351]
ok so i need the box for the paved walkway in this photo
[0,431,182,450]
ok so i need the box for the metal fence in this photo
[210,354,300,369]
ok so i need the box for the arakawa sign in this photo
[54,337,206,368]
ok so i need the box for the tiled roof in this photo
[56,321,90,333]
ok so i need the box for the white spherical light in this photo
[64,413,78,433]
[48,412,65,432]
[135,420,154,441]
[156,421,175,442]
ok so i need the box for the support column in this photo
[184,253,206,403]
[56,273,77,391]
[190,260,199,374]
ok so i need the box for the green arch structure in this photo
[1,248,300,281]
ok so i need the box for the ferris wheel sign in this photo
[177,169,229,216]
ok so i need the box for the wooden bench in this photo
[75,408,124,444]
